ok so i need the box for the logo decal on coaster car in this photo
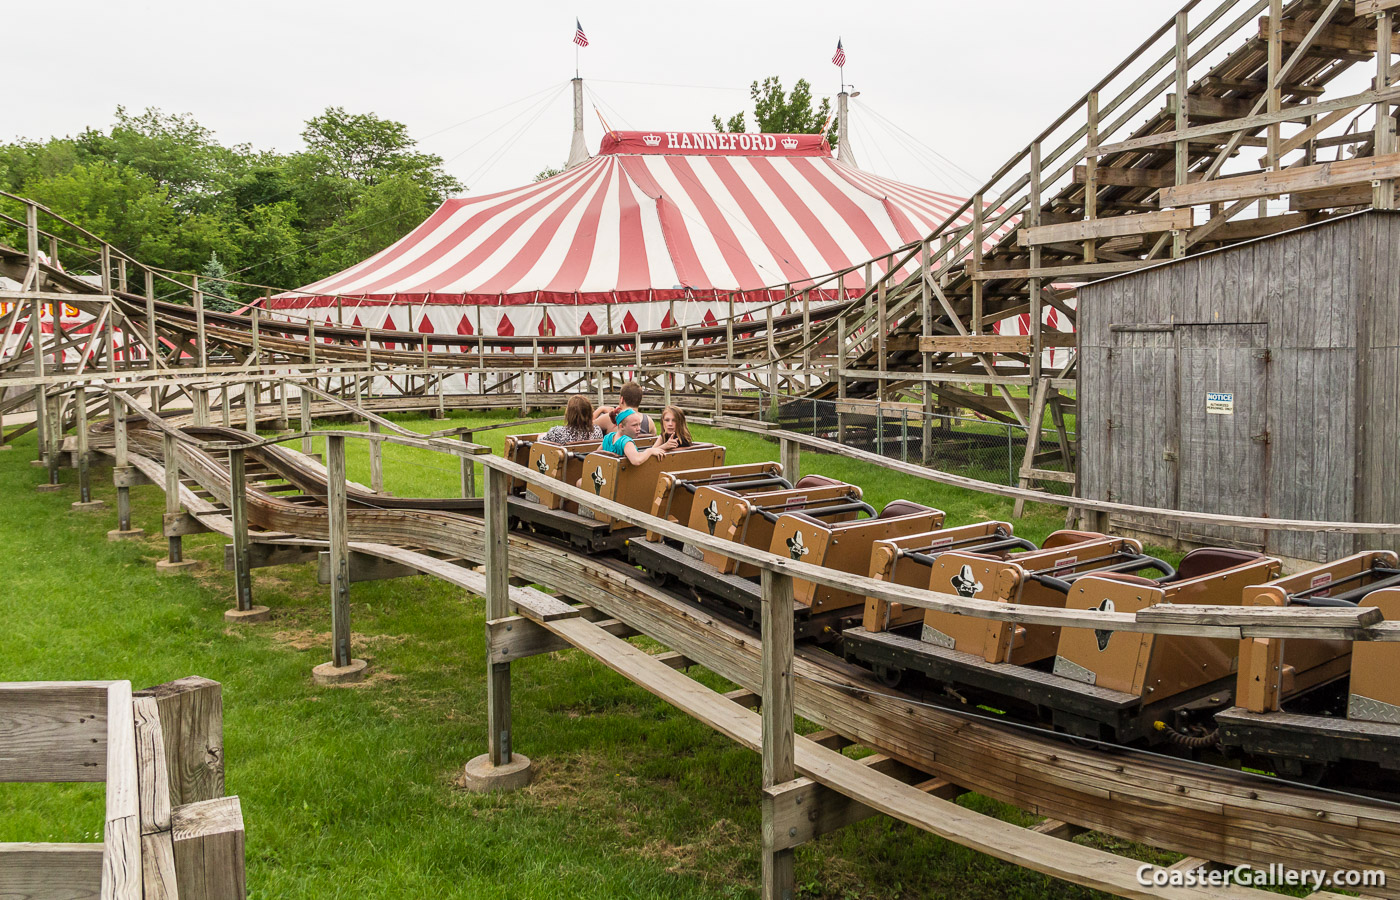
[787,530,809,560]
[1094,598,1115,650]
[703,501,722,535]
[591,467,606,494]
[950,565,982,597]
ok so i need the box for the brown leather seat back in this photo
[878,499,939,519]
[1040,530,1105,549]
[1173,548,1265,582]
[795,474,844,489]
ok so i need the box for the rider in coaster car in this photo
[600,408,677,466]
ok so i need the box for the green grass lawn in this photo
[0,410,1177,900]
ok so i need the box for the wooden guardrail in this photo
[0,676,244,900]
[713,417,1400,538]
[107,390,1400,642]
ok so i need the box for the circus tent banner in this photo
[270,130,1009,339]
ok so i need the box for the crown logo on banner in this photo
[641,134,662,146]
[780,137,799,149]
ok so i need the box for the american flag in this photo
[831,39,845,67]
[574,19,589,47]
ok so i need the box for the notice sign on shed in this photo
[1206,391,1235,415]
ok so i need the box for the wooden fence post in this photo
[779,437,800,483]
[224,446,268,623]
[71,386,104,511]
[760,569,797,900]
[134,676,246,899]
[172,797,246,900]
[313,435,367,684]
[192,388,210,428]
[135,676,226,806]
[368,421,384,493]
[244,380,258,435]
[156,433,199,573]
[300,389,313,456]
[144,269,158,374]
[194,288,207,370]
[464,465,534,791]
[460,432,475,498]
[836,314,848,443]
[276,380,290,430]
[36,390,65,492]
[108,394,144,540]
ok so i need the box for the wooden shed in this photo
[1077,210,1400,563]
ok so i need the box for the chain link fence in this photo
[756,394,1075,492]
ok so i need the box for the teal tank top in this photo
[600,431,634,456]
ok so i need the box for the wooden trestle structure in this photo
[6,3,1400,501]
[813,0,1400,496]
[9,2,1400,895]
[5,376,1397,899]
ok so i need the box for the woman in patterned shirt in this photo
[542,395,605,443]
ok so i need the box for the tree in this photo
[0,104,462,293]
[535,165,564,182]
[310,173,436,275]
[292,107,461,230]
[200,252,241,312]
[300,107,460,196]
[711,77,837,147]
[106,106,249,211]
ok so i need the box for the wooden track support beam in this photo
[1160,151,1400,206]
[766,761,966,852]
[760,569,797,900]
[1018,208,1193,246]
[462,465,535,791]
[315,549,421,584]
[921,334,1077,354]
[1259,15,1400,55]
[311,435,366,683]
[223,446,267,622]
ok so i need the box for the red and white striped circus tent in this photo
[268,130,984,340]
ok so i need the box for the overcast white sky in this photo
[9,1,1183,197]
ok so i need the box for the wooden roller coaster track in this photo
[32,385,1392,899]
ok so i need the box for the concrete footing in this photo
[462,753,534,793]
[71,499,106,511]
[224,606,271,624]
[35,482,65,492]
[312,658,370,685]
[30,459,46,467]
[107,528,146,541]
[155,558,200,574]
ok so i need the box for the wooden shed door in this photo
[1174,323,1269,548]
[1106,328,1177,538]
